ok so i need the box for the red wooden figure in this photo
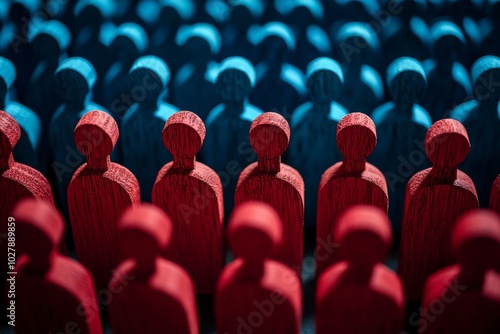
[13,199,102,334]
[215,201,302,334]
[316,205,405,334]
[235,112,304,272]
[67,110,140,292]
[152,110,223,294]
[420,210,500,333]
[490,174,500,214]
[0,110,54,260]
[108,204,198,334]
[399,119,478,301]
[316,112,388,276]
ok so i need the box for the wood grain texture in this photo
[288,57,348,227]
[152,110,224,294]
[68,110,140,292]
[108,204,199,334]
[121,55,178,202]
[316,206,405,334]
[420,210,500,333]
[0,110,54,259]
[235,112,304,272]
[490,174,500,214]
[399,118,479,301]
[13,199,102,334]
[215,201,302,334]
[316,112,388,276]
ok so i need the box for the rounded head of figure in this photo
[216,56,255,103]
[54,57,96,105]
[431,21,466,65]
[335,22,379,67]
[336,112,377,161]
[425,118,470,168]
[31,20,71,61]
[177,23,221,65]
[0,57,16,102]
[9,0,36,28]
[119,204,173,273]
[387,57,427,104]
[452,210,500,274]
[0,111,21,168]
[306,57,344,103]
[472,55,500,102]
[228,201,283,262]
[129,55,170,104]
[110,23,148,63]
[254,22,295,63]
[336,205,392,266]
[74,0,113,28]
[13,199,64,272]
[249,112,290,161]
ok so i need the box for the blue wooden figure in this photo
[5,0,38,104]
[279,0,331,72]
[103,23,148,120]
[121,56,178,202]
[334,22,384,115]
[450,56,500,207]
[50,57,110,219]
[149,0,195,78]
[25,20,70,171]
[249,22,307,120]
[0,57,41,170]
[287,57,348,227]
[381,0,431,66]
[422,21,472,122]
[219,0,263,62]
[200,56,263,218]
[71,0,115,106]
[172,23,222,121]
[481,1,500,57]
[369,57,432,244]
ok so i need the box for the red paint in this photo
[13,199,102,334]
[316,206,405,334]
[490,174,500,214]
[399,119,479,301]
[235,112,304,272]
[152,110,224,294]
[316,112,388,275]
[108,204,199,334]
[67,110,140,292]
[215,201,302,334]
[421,210,500,333]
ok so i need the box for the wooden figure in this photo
[71,0,114,105]
[249,22,307,120]
[369,57,432,242]
[152,111,224,294]
[420,210,500,333]
[25,20,70,132]
[490,174,500,214]
[0,110,54,260]
[316,112,388,276]
[172,23,221,120]
[108,204,198,334]
[316,205,405,334]
[50,57,110,219]
[480,1,500,57]
[450,56,500,207]
[215,201,302,334]
[67,110,140,292]
[13,199,102,334]
[422,21,471,122]
[334,22,384,115]
[399,118,479,302]
[121,55,178,202]
[200,56,263,218]
[234,112,304,272]
[287,57,348,227]
[0,57,41,169]
[279,0,331,72]
[103,22,148,120]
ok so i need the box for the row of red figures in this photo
[10,199,500,334]
[1,109,500,332]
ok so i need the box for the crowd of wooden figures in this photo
[2,0,500,333]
